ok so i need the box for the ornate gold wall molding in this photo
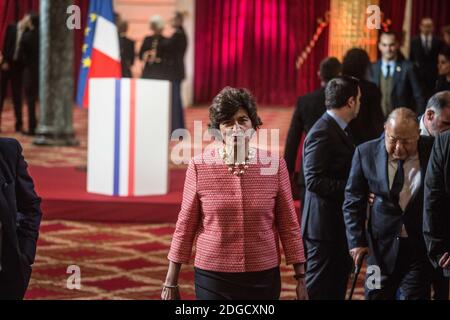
[328,0,379,62]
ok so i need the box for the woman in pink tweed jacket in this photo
[162,87,307,300]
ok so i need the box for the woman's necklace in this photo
[218,146,256,177]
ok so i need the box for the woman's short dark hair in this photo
[209,87,263,130]
[342,48,370,80]
[325,76,360,110]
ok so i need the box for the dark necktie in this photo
[385,65,391,79]
[391,160,404,205]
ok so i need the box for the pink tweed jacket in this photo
[168,149,305,272]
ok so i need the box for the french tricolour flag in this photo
[76,0,121,109]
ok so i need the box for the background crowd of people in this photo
[0,10,188,135]
[281,17,450,300]
[164,17,450,301]
[0,12,39,135]
[117,11,188,131]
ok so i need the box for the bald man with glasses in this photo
[343,108,434,299]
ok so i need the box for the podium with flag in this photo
[78,0,171,196]
[87,78,171,196]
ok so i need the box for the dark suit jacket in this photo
[284,87,325,201]
[164,26,187,81]
[343,136,434,274]
[424,131,450,277]
[410,36,443,93]
[1,24,18,66]
[119,36,135,78]
[435,76,450,92]
[302,112,355,241]
[19,27,39,88]
[0,138,42,299]
[139,34,168,80]
[369,59,426,114]
[347,79,384,145]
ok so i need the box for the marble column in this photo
[34,0,78,146]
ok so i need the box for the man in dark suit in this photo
[370,32,425,116]
[344,108,434,299]
[342,48,385,144]
[0,138,42,299]
[118,19,135,78]
[284,57,342,203]
[410,18,444,101]
[164,11,188,131]
[419,91,450,300]
[302,76,361,299]
[423,131,450,288]
[19,13,39,136]
[0,14,30,132]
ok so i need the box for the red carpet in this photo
[30,165,301,222]
[30,166,186,223]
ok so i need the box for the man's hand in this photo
[349,247,369,268]
[1,62,9,71]
[368,193,375,206]
[439,252,450,270]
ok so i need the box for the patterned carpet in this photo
[26,220,190,300]
[26,220,364,300]
[0,101,364,300]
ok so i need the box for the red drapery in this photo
[194,0,330,106]
[411,0,450,37]
[380,0,407,43]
